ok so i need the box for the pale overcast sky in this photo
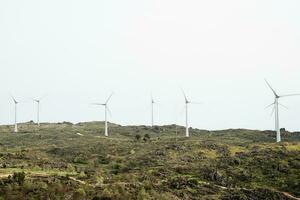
[0,0,300,131]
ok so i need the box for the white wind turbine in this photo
[92,93,113,137]
[151,95,155,127]
[181,89,199,137]
[11,96,19,133]
[265,79,300,142]
[32,96,46,126]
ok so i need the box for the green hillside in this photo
[0,122,299,200]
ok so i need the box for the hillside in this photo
[0,122,299,200]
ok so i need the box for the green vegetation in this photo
[0,122,299,199]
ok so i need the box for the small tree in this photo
[135,134,141,141]
[280,128,286,132]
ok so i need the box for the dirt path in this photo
[0,174,11,178]
[282,192,300,200]
[69,177,88,185]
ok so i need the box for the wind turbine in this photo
[32,95,46,126]
[11,96,19,133]
[92,93,113,137]
[265,79,300,142]
[151,95,155,127]
[181,89,199,137]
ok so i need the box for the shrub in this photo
[79,171,87,179]
[73,188,86,200]
[12,172,25,185]
[67,164,76,172]
[135,134,141,141]
[137,187,151,200]
[111,162,126,175]
[143,134,150,142]
[101,188,113,200]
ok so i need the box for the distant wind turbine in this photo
[151,95,155,127]
[181,89,200,137]
[265,79,300,142]
[32,95,46,126]
[92,93,114,137]
[11,96,19,133]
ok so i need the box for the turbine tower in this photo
[265,79,300,142]
[181,89,199,137]
[11,96,19,133]
[92,93,113,137]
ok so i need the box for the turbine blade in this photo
[270,106,275,116]
[280,93,300,98]
[91,103,105,106]
[265,102,275,109]
[39,94,48,101]
[179,105,186,115]
[107,106,113,118]
[10,95,17,104]
[31,98,39,102]
[151,94,155,104]
[190,101,202,105]
[278,103,289,109]
[265,79,278,97]
[155,101,164,107]
[181,88,188,102]
[106,92,114,104]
